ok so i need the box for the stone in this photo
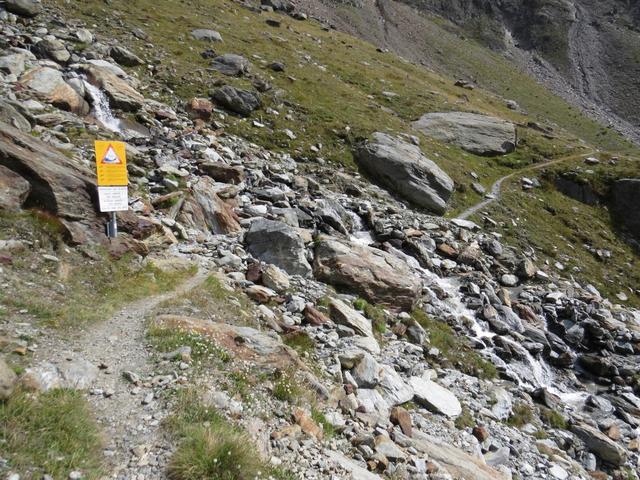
[21,359,98,391]
[245,218,312,276]
[262,264,290,292]
[82,64,144,112]
[408,377,462,417]
[5,0,42,17]
[0,101,31,133]
[473,425,489,442]
[378,365,414,406]
[211,54,251,76]
[199,161,245,184]
[374,435,407,461]
[0,165,30,211]
[0,53,28,76]
[351,352,381,388]
[190,29,223,42]
[0,122,99,243]
[110,46,143,67]
[33,39,70,64]
[329,299,373,337]
[500,274,518,287]
[325,450,382,480]
[303,305,330,326]
[292,407,323,440]
[314,236,421,310]
[548,464,568,480]
[186,97,214,120]
[354,132,454,215]
[0,356,18,400]
[571,423,627,466]
[20,67,89,115]
[179,176,241,234]
[390,406,413,437]
[484,447,510,467]
[212,85,261,116]
[357,388,390,418]
[412,112,517,155]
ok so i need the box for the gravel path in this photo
[457,152,593,220]
[34,268,210,479]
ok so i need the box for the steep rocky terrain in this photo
[0,1,640,480]
[298,0,640,144]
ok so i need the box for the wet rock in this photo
[354,132,454,215]
[245,218,312,276]
[412,112,516,155]
[314,236,421,310]
[82,64,144,112]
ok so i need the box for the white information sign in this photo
[98,186,129,212]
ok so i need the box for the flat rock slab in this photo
[409,376,462,417]
[413,111,516,156]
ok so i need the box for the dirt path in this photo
[457,152,593,220]
[34,267,210,479]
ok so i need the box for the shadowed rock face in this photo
[0,121,101,243]
[354,132,454,215]
[610,178,640,241]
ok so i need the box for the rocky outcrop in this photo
[19,67,89,115]
[555,176,600,205]
[210,54,251,76]
[572,423,627,466]
[413,112,516,155]
[81,64,144,112]
[178,176,241,235]
[354,132,454,215]
[5,0,42,17]
[610,178,640,241]
[0,164,30,211]
[245,218,312,277]
[0,121,100,243]
[212,85,261,117]
[314,236,421,310]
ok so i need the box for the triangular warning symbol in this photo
[101,145,122,164]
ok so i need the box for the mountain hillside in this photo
[0,0,640,479]
[298,0,640,144]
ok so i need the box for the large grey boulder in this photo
[0,164,30,210]
[5,0,42,17]
[409,376,462,417]
[314,235,421,310]
[211,54,251,76]
[212,85,261,117]
[329,298,374,338]
[572,423,627,466]
[354,133,453,215]
[611,178,640,241]
[413,112,516,155]
[20,67,89,115]
[33,38,70,64]
[245,218,312,277]
[379,365,414,406]
[110,46,143,67]
[190,29,223,42]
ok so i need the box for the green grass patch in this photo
[282,331,316,356]
[412,309,497,379]
[311,407,336,439]
[0,389,103,479]
[272,372,303,403]
[506,402,535,428]
[454,406,475,430]
[539,407,568,430]
[353,299,387,335]
[148,327,232,365]
[165,389,293,480]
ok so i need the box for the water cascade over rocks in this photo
[84,80,122,133]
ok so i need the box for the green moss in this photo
[507,402,535,428]
[539,407,568,430]
[0,389,103,479]
[283,331,316,356]
[311,406,336,439]
[354,299,387,335]
[454,407,475,430]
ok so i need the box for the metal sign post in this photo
[94,140,129,239]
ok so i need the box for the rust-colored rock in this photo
[186,97,213,120]
[472,425,490,442]
[292,407,324,440]
[437,243,458,259]
[199,161,245,184]
[390,406,413,437]
[303,305,330,326]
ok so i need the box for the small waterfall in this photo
[84,81,122,133]
[347,211,375,246]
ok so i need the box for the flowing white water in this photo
[84,81,122,133]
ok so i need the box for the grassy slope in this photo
[49,0,604,212]
[45,0,640,304]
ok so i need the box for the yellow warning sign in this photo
[95,141,128,186]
